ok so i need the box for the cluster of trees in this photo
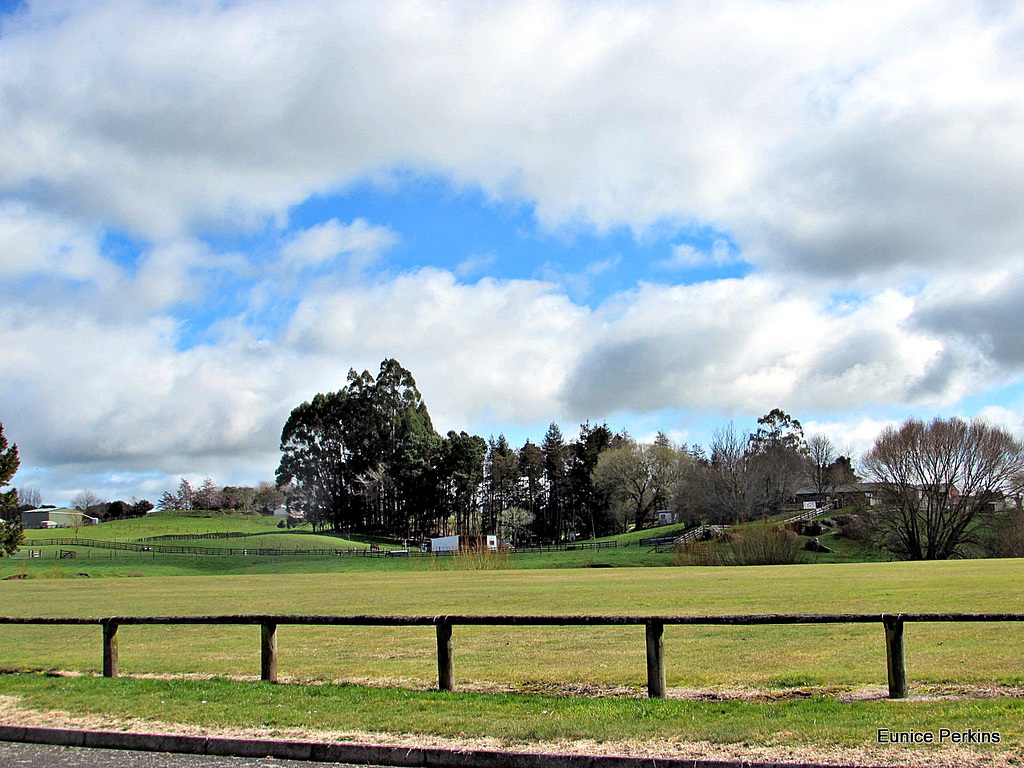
[5,358,1024,564]
[276,361,857,543]
[274,360,704,541]
[277,360,1024,561]
[70,491,154,521]
[155,478,285,515]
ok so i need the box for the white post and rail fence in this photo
[3,612,1022,700]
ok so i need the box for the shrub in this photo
[673,540,727,566]
[674,525,806,566]
[728,526,806,565]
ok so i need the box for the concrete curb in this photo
[0,725,857,768]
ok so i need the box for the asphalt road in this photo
[0,741,370,767]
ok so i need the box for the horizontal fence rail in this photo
[138,531,265,541]
[29,538,394,557]
[26,538,618,558]
[2,612,1021,700]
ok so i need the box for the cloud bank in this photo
[1,0,1023,501]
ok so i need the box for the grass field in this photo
[1,559,1022,688]
[5,510,885,580]
[1,558,1022,760]
[2,513,1021,760]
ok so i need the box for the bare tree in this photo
[192,477,223,511]
[806,434,837,499]
[863,417,1024,560]
[694,423,760,524]
[499,505,535,547]
[16,487,42,510]
[71,489,103,512]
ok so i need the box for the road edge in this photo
[0,724,859,768]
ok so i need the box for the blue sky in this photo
[2,0,1024,505]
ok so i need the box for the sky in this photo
[3,0,1024,507]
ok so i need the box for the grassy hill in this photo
[5,510,894,579]
[24,509,291,540]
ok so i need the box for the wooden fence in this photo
[2,612,1021,700]
[26,538,617,558]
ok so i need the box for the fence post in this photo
[883,614,907,699]
[102,621,119,678]
[261,623,278,682]
[645,621,666,698]
[436,618,454,692]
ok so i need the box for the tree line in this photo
[275,360,858,543]
[3,356,1023,563]
[276,359,1024,560]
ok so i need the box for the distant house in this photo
[793,483,887,509]
[20,508,99,530]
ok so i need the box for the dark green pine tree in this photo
[0,423,25,556]
[542,423,569,542]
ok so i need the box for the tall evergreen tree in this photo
[0,423,24,556]
[569,422,614,539]
[542,423,569,541]
[436,431,487,536]
[517,439,545,537]
[484,435,518,537]
[747,408,808,514]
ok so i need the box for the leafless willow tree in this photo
[863,417,1024,560]
[591,439,689,531]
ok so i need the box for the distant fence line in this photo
[27,538,618,558]
[138,531,265,541]
[2,612,1021,700]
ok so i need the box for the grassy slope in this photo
[23,510,285,540]
[12,512,887,579]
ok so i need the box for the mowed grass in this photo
[23,511,288,541]
[2,559,1023,755]
[1,559,1022,689]
[1,673,1022,751]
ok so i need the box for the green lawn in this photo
[0,673,1021,754]
[1,559,1022,689]
[1,558,1022,759]
[23,510,287,541]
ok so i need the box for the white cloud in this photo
[0,256,1018,502]
[281,218,398,271]
[1,0,1020,282]
[285,268,590,426]
[660,239,735,270]
[455,252,497,279]
[564,279,979,418]
[0,202,114,284]
[4,0,1024,501]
